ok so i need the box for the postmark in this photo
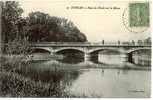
[122,2,150,33]
[129,3,150,27]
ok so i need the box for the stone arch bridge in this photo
[30,42,151,63]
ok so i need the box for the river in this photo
[17,53,151,97]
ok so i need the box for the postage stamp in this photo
[129,3,150,27]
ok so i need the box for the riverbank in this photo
[0,71,70,97]
[28,60,151,71]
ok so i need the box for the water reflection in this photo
[67,68,150,97]
[16,60,151,98]
[55,51,151,66]
[133,54,151,66]
[98,53,151,66]
[56,49,84,64]
[16,62,80,83]
[30,50,151,66]
[15,51,151,97]
[98,54,123,65]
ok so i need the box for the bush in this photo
[0,71,69,97]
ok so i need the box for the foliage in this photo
[27,11,87,42]
[1,1,24,43]
[1,38,32,72]
[144,37,151,45]
[0,71,69,97]
[1,1,87,43]
[137,40,143,45]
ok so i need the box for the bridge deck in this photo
[1,42,151,47]
[30,42,151,47]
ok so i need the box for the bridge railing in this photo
[30,42,151,46]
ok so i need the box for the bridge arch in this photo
[31,47,52,54]
[89,48,124,54]
[55,48,85,64]
[126,47,151,64]
[86,48,124,63]
[54,47,85,54]
[126,47,151,54]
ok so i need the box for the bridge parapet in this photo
[30,42,151,47]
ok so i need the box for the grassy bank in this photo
[0,57,70,97]
[0,70,72,97]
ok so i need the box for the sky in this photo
[19,0,151,42]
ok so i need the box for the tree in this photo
[1,2,87,43]
[1,1,33,62]
[144,37,151,45]
[137,40,143,45]
[27,12,59,42]
[27,11,87,42]
[1,1,24,43]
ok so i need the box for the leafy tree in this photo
[137,40,143,45]
[1,1,24,43]
[27,11,87,42]
[1,2,87,43]
[144,37,151,45]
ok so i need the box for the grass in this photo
[0,71,72,97]
[0,56,88,97]
[0,57,71,97]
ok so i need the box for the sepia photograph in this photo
[0,0,151,98]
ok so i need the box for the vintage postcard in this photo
[0,0,151,98]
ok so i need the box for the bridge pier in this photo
[50,51,55,55]
[84,53,91,62]
[91,53,99,63]
[121,53,129,62]
[128,53,133,63]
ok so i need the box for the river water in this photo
[18,53,151,97]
